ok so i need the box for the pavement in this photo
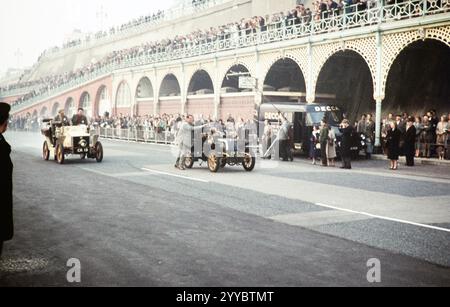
[0,131,449,287]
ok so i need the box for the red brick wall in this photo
[186,97,214,118]
[136,100,154,116]
[159,99,181,115]
[219,95,256,121]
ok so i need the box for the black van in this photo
[258,102,364,157]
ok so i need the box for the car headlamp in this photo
[79,138,88,148]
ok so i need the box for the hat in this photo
[0,102,11,125]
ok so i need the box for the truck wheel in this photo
[43,141,50,161]
[56,144,65,164]
[95,142,104,163]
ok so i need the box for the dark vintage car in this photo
[183,125,257,173]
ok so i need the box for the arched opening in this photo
[51,102,60,117]
[315,50,374,122]
[263,58,306,102]
[65,97,76,118]
[40,106,48,118]
[136,77,154,98]
[115,81,132,115]
[80,92,92,118]
[159,74,181,97]
[221,64,252,93]
[95,86,111,117]
[384,39,450,117]
[188,70,214,95]
[135,77,154,116]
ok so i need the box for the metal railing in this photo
[96,127,176,145]
[10,0,450,113]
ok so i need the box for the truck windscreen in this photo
[306,111,342,126]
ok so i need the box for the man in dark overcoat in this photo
[0,102,13,257]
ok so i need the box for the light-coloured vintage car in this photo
[41,119,103,164]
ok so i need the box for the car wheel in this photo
[56,143,65,164]
[43,141,50,161]
[243,153,256,171]
[95,142,104,163]
[208,152,220,173]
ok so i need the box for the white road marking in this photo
[141,168,209,183]
[315,203,450,233]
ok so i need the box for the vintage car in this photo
[183,127,256,173]
[41,119,104,164]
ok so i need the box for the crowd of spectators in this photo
[379,110,450,160]
[8,111,257,145]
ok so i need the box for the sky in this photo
[0,0,176,75]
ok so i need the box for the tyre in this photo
[208,152,220,173]
[243,153,256,171]
[43,141,50,161]
[56,143,65,164]
[95,142,104,163]
[184,155,194,169]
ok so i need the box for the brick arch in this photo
[381,26,450,99]
[158,73,181,98]
[64,97,75,117]
[219,61,255,89]
[311,39,377,100]
[51,102,60,117]
[186,69,215,94]
[155,69,182,98]
[260,54,308,91]
[114,80,132,115]
[135,76,154,98]
[260,52,308,88]
[40,106,48,117]
[78,91,92,117]
[94,85,111,117]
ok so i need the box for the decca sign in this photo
[314,106,340,112]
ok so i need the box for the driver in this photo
[54,109,70,126]
[71,108,89,126]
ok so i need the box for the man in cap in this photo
[0,102,13,257]
[54,109,70,126]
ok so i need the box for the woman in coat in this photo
[326,125,337,167]
[436,115,449,160]
[386,121,401,170]
[0,102,13,257]
[339,119,353,169]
